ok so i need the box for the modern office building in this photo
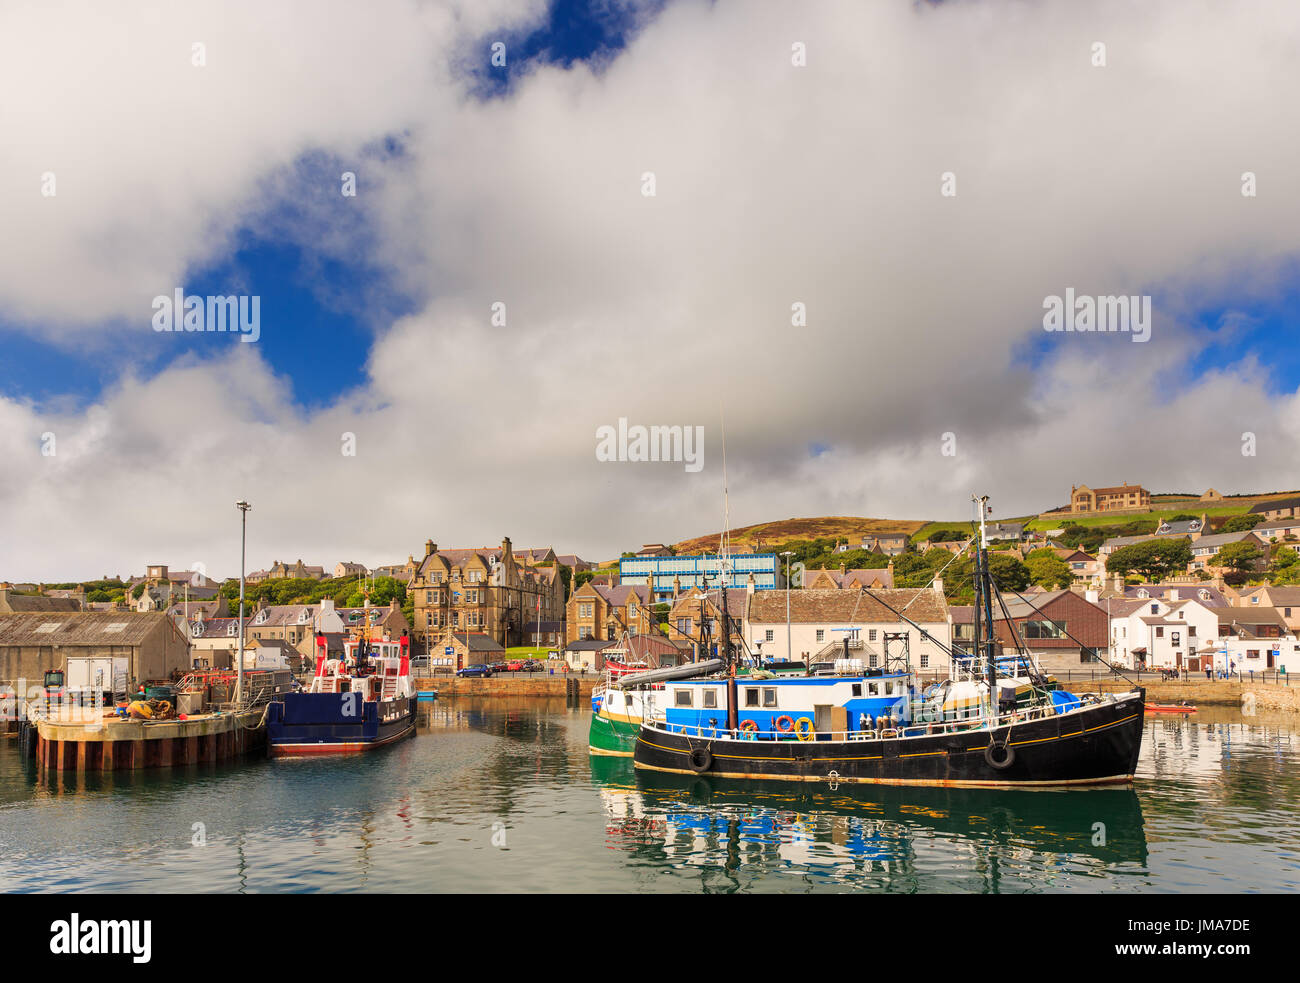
[618,552,783,600]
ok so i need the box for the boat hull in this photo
[633,693,1145,788]
[589,709,640,757]
[267,693,415,756]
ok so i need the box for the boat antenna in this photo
[975,494,999,720]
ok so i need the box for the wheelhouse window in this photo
[703,689,717,708]
[745,688,759,707]
[675,688,693,707]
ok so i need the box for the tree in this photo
[1106,538,1193,580]
[1214,541,1263,573]
[1026,548,1072,589]
[1221,514,1265,534]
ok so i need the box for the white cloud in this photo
[4,0,1300,580]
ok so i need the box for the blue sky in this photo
[0,0,660,410]
[5,0,1300,581]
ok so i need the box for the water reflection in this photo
[591,756,1149,892]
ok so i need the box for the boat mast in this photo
[975,495,999,720]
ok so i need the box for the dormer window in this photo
[255,610,268,624]
[227,622,238,636]
[298,610,311,624]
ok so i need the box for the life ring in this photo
[688,747,712,772]
[774,715,795,733]
[794,717,815,741]
[739,719,759,733]
[985,741,1015,770]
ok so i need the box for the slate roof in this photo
[0,612,175,646]
[1249,496,1300,514]
[803,568,895,589]
[565,638,618,651]
[747,588,948,625]
[592,584,653,606]
[0,593,81,612]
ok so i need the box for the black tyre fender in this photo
[688,747,713,773]
[984,740,1015,770]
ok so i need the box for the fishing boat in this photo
[632,496,1146,788]
[266,614,416,756]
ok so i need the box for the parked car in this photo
[457,664,493,678]
[506,660,526,672]
[489,662,509,674]
[523,660,545,672]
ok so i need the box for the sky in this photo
[2,0,1300,582]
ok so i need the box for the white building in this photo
[744,587,952,674]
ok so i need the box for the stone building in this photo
[566,583,654,644]
[408,538,565,648]
[0,612,190,686]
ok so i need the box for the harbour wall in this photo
[1059,678,1300,713]
[413,675,599,698]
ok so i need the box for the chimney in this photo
[839,563,846,576]
[747,572,756,594]
[425,539,435,557]
[1085,589,1099,603]
[1170,589,1180,602]
[673,575,681,600]
[933,578,944,595]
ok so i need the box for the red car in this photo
[506,660,526,672]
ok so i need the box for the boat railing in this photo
[644,694,1133,744]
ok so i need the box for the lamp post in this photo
[236,500,250,705]
[781,551,795,663]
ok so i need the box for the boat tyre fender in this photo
[985,740,1015,770]
[688,747,712,773]
[775,715,795,733]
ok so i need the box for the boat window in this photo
[745,688,759,707]
[675,689,693,707]
[851,683,862,697]
[763,688,777,707]
[885,681,894,695]
[868,682,879,696]
[703,689,717,708]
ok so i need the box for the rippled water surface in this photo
[1,700,1298,892]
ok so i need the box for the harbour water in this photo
[1,700,1297,893]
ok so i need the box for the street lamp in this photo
[781,551,795,664]
[236,500,251,705]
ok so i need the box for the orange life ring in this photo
[775,715,795,732]
[739,719,759,732]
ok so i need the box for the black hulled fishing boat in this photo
[632,496,1145,788]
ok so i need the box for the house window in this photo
[868,654,878,668]
[1156,627,1164,638]
[815,629,825,643]
[677,618,692,635]
[579,627,593,640]
[868,629,877,642]
[764,629,774,642]
[580,603,593,619]
[920,653,929,668]
[675,689,693,707]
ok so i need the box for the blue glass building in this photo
[618,553,783,600]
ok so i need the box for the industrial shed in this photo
[0,612,191,688]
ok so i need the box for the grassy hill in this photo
[671,516,927,555]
